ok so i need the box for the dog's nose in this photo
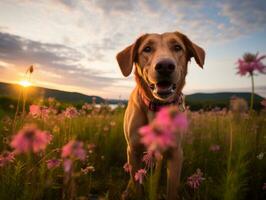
[155,59,175,75]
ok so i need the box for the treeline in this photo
[0,96,264,117]
[186,99,263,111]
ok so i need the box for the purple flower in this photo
[61,140,86,173]
[81,166,95,174]
[29,105,41,117]
[187,169,205,190]
[134,169,147,184]
[236,53,266,76]
[142,151,155,168]
[63,107,79,118]
[0,151,15,167]
[61,140,86,161]
[29,105,56,119]
[10,124,52,154]
[46,158,61,169]
[209,144,220,152]
[123,163,132,173]
[139,106,188,155]
[263,183,266,190]
[63,159,72,172]
[82,103,93,111]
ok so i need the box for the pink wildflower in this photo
[63,159,72,172]
[29,105,41,117]
[82,103,93,111]
[155,106,188,131]
[63,107,79,118]
[0,151,15,167]
[81,166,95,174]
[187,169,205,190]
[142,151,155,168]
[134,169,147,184]
[10,124,52,154]
[123,163,132,173]
[29,105,52,118]
[46,158,61,169]
[263,183,266,190]
[156,106,188,131]
[209,144,220,152]
[61,140,86,160]
[236,53,266,76]
[140,124,176,153]
[139,106,188,154]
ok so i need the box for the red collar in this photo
[140,91,184,112]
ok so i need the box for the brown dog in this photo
[116,31,205,200]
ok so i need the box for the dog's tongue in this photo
[156,81,172,93]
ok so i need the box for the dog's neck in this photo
[134,70,185,112]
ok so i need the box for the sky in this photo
[0,0,265,99]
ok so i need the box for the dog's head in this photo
[116,31,205,102]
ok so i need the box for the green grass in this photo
[0,105,266,200]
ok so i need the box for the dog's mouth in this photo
[149,81,176,98]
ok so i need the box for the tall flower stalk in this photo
[13,65,34,132]
[138,106,188,200]
[22,65,34,116]
[236,53,266,111]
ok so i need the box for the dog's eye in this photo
[173,44,182,52]
[143,46,152,53]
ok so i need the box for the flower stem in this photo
[22,88,27,117]
[250,73,255,111]
[149,155,163,200]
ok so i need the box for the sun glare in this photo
[19,80,32,87]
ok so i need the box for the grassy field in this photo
[0,100,265,200]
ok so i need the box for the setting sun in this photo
[19,80,32,87]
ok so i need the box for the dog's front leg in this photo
[167,146,183,200]
[122,145,144,200]
[128,145,144,192]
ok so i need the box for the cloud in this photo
[55,0,77,9]
[0,31,82,69]
[92,0,136,14]
[1,0,266,98]
[21,0,266,46]
[82,32,124,62]
[219,0,266,31]
[0,31,122,91]
[90,0,266,44]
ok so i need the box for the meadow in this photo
[0,97,265,200]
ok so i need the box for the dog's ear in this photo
[116,35,146,77]
[181,34,205,68]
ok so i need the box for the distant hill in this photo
[186,92,263,102]
[0,82,264,109]
[185,92,264,110]
[0,82,104,103]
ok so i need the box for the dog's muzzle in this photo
[149,59,177,98]
[149,81,177,98]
